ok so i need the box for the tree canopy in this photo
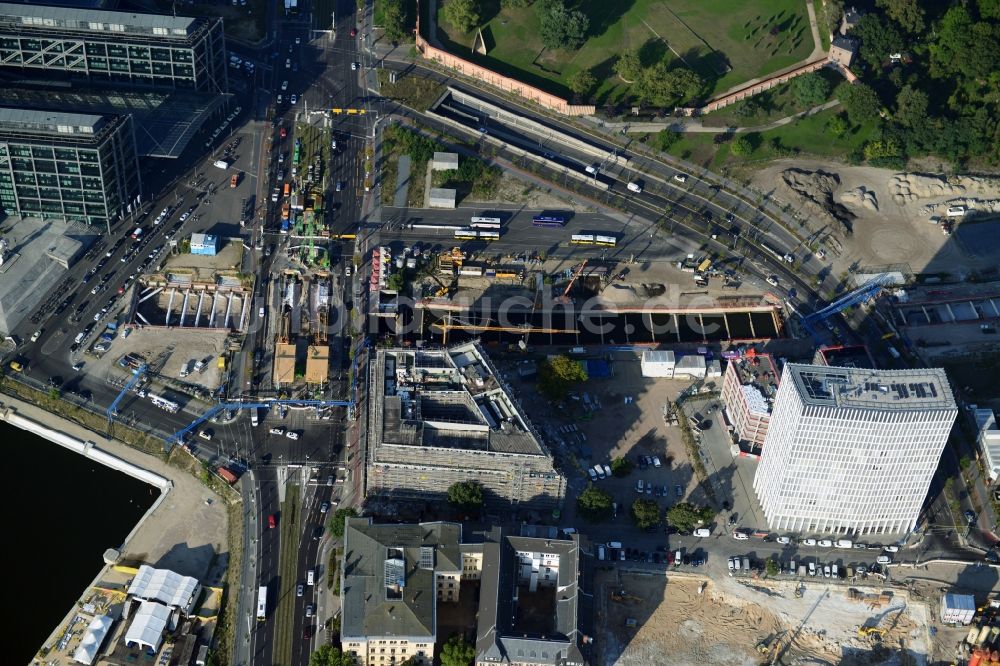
[441,0,481,33]
[610,456,633,477]
[665,502,715,533]
[635,63,702,107]
[630,498,662,530]
[850,14,904,70]
[440,634,476,666]
[381,0,407,43]
[836,82,881,125]
[875,0,924,34]
[327,507,358,538]
[309,646,355,666]
[793,72,832,108]
[568,68,596,96]
[447,480,485,512]
[537,0,589,50]
[538,355,587,400]
[613,52,642,82]
[576,483,614,522]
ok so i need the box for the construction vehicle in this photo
[856,625,885,641]
[610,590,643,604]
[556,260,587,305]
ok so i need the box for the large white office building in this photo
[753,364,957,536]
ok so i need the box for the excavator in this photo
[856,625,885,641]
[610,590,643,604]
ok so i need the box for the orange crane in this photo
[557,260,588,305]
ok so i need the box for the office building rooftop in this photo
[0,2,197,37]
[0,107,106,135]
[787,364,955,411]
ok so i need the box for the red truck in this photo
[217,467,239,484]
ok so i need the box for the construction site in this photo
[270,271,335,391]
[365,342,566,509]
[599,571,931,666]
[380,245,785,346]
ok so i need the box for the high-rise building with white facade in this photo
[753,364,957,536]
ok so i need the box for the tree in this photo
[826,113,849,137]
[875,0,924,34]
[537,0,589,50]
[765,558,779,576]
[309,645,355,666]
[849,14,904,70]
[568,68,596,96]
[930,7,1000,81]
[821,0,844,35]
[610,456,633,477]
[631,498,662,530]
[440,634,476,666]
[635,64,702,107]
[665,502,716,533]
[836,82,881,125]
[501,0,533,6]
[654,129,680,151]
[441,0,481,33]
[447,480,484,512]
[613,51,641,82]
[576,483,614,522]
[730,133,759,157]
[381,0,407,43]
[327,507,358,538]
[894,85,928,129]
[386,272,405,292]
[538,354,587,400]
[793,72,832,108]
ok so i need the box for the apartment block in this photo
[0,107,140,228]
[753,364,957,535]
[340,518,584,666]
[0,3,227,92]
[720,351,780,452]
[367,343,565,509]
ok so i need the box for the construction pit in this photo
[598,571,930,666]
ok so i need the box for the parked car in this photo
[801,538,817,546]
[776,536,791,544]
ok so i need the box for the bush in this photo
[631,498,662,530]
[610,456,633,477]
[577,483,614,522]
[665,502,716,533]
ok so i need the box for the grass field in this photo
[648,106,873,168]
[435,0,816,104]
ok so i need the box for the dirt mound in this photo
[889,172,1000,205]
[841,185,879,212]
[780,168,856,235]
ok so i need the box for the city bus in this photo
[570,233,617,247]
[469,216,502,229]
[532,215,565,228]
[256,586,267,620]
[454,229,500,240]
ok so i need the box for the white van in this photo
[585,164,598,175]
[74,331,86,344]
[693,528,711,537]
[626,181,642,193]
[593,465,605,480]
[835,539,853,549]
[636,479,644,494]
[733,531,749,540]
[652,456,662,468]
[307,569,315,585]
[876,555,892,564]
[946,205,967,217]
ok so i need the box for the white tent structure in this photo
[72,615,114,665]
[124,601,172,654]
[127,565,201,614]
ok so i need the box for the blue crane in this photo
[107,363,147,428]
[800,273,895,341]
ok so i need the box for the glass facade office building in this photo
[0,108,141,228]
[0,3,226,92]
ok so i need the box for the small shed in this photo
[641,350,675,377]
[674,354,708,379]
[190,233,218,256]
[432,151,459,171]
[841,6,862,35]
[941,593,976,625]
[429,188,457,209]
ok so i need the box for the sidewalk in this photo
[589,99,841,134]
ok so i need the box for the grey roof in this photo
[0,107,105,135]
[0,2,197,37]
[476,531,583,665]
[341,519,462,641]
[785,363,956,411]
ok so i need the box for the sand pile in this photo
[841,186,879,212]
[780,168,856,235]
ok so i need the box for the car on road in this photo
[305,604,314,618]
[818,539,833,547]
[350,27,357,37]
[198,429,212,440]
[320,501,329,513]
[965,510,977,523]
[776,536,791,544]
[351,61,358,70]
[281,80,288,91]
[693,528,711,537]
[286,430,300,440]
[853,542,869,549]
[303,625,313,640]
[295,36,301,44]
[280,126,287,138]
[72,362,85,372]
[336,180,344,192]
[801,538,817,546]
[876,554,892,564]
[269,426,285,435]
[766,275,779,287]
[297,584,303,597]
[732,531,749,540]
[673,173,688,183]
[179,209,192,222]
[285,58,291,68]
[290,94,298,105]
[883,545,899,553]
[268,514,276,528]
[30,329,42,342]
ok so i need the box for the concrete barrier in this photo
[1,406,171,491]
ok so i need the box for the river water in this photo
[2,422,156,664]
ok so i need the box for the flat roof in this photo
[786,363,956,411]
[816,345,874,369]
[0,2,198,37]
[0,106,106,135]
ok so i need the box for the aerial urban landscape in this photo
[3,0,1000,664]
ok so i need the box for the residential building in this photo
[813,344,874,369]
[973,407,1000,481]
[753,364,957,535]
[367,343,566,509]
[841,6,862,35]
[0,107,140,228]
[0,3,227,92]
[340,518,584,666]
[829,36,859,68]
[720,351,780,452]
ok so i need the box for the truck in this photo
[230,173,239,188]
[213,159,230,170]
[217,467,239,484]
[626,181,642,193]
[281,201,291,221]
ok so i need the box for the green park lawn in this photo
[435,0,816,104]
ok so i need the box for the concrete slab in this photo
[393,155,411,208]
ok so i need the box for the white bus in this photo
[257,586,267,620]
[469,216,502,229]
